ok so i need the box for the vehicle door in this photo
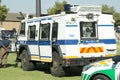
[79,21,105,57]
[27,22,39,60]
[39,20,52,62]
[115,62,120,80]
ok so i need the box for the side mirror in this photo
[112,55,120,63]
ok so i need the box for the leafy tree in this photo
[114,13,120,27]
[47,1,67,15]
[102,4,120,26]
[97,5,120,26]
[0,1,9,21]
[102,5,115,14]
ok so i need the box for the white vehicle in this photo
[81,55,120,80]
[16,5,116,77]
[0,27,5,40]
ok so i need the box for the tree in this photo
[102,5,120,26]
[0,1,9,22]
[102,5,115,14]
[102,5,117,20]
[47,1,67,15]
[114,12,120,27]
[97,4,120,27]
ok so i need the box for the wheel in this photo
[91,75,110,80]
[21,50,35,71]
[50,51,65,77]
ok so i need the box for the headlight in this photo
[83,64,93,71]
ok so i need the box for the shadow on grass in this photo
[6,63,18,68]
[64,67,82,77]
[35,63,82,77]
[8,62,82,77]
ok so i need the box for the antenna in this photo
[19,12,25,19]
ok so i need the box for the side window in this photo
[52,22,58,40]
[80,22,97,39]
[19,22,25,36]
[41,23,50,40]
[28,25,36,40]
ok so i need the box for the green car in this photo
[81,56,120,80]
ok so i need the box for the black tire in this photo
[91,75,110,80]
[50,51,65,77]
[21,50,35,71]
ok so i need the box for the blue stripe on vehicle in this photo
[39,41,50,45]
[27,18,52,24]
[53,40,78,45]
[18,40,50,45]
[26,41,38,45]
[34,20,40,22]
[41,18,46,21]
[99,39,116,44]
[98,24,114,27]
[17,39,116,45]
[31,54,39,56]
[66,25,78,27]
[27,21,33,23]
[47,18,52,20]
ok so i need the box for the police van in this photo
[16,5,116,77]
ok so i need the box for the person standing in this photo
[0,36,10,68]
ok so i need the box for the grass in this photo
[117,42,120,55]
[0,53,81,80]
[0,43,120,80]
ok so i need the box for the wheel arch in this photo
[19,44,31,60]
[52,45,63,65]
[90,73,112,80]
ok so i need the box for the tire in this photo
[21,50,35,71]
[50,51,65,77]
[91,75,110,80]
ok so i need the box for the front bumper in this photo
[81,73,91,80]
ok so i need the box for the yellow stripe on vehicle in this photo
[105,54,116,57]
[31,56,41,61]
[63,56,78,59]
[40,58,52,62]
[31,56,39,59]
[31,56,52,62]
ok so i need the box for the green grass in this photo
[1,43,120,80]
[117,42,120,55]
[0,53,81,80]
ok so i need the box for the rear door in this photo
[79,21,105,57]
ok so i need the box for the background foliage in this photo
[47,1,67,15]
[0,1,9,22]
